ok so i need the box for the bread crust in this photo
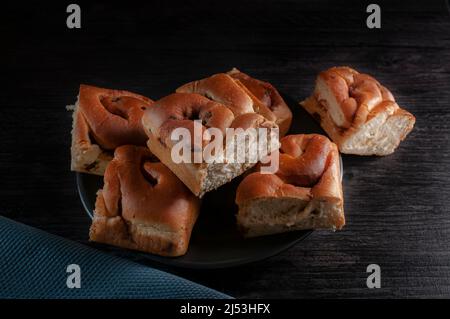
[70,85,153,175]
[89,145,200,257]
[236,134,344,237]
[300,67,415,155]
[177,73,255,116]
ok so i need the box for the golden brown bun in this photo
[89,145,201,257]
[176,72,283,127]
[227,68,292,137]
[70,85,153,175]
[142,92,279,197]
[236,134,344,237]
[70,104,112,175]
[300,66,415,156]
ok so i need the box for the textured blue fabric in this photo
[0,216,231,299]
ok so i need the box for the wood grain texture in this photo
[1,0,449,298]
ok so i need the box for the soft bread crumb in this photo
[238,197,343,237]
[341,109,415,155]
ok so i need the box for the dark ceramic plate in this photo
[77,94,342,269]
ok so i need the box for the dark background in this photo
[1,0,450,298]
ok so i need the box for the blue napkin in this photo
[0,216,231,299]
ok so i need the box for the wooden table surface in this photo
[1,0,450,298]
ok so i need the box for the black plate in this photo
[77,94,342,269]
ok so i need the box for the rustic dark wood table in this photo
[1,0,449,298]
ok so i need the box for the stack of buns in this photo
[70,66,415,257]
[141,91,278,198]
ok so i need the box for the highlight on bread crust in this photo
[142,89,280,198]
[300,66,415,156]
[227,68,293,137]
[235,134,345,237]
[89,145,200,257]
[70,85,153,175]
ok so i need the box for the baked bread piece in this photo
[142,92,279,198]
[300,67,415,155]
[176,72,280,129]
[227,68,292,137]
[236,134,344,237]
[89,145,200,257]
[70,84,153,175]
